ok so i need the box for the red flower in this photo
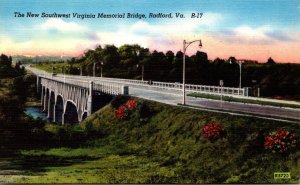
[115,105,128,120]
[126,99,137,110]
[264,128,297,153]
[202,122,224,142]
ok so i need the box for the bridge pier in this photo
[41,86,44,108]
[62,113,65,125]
[36,76,41,93]
[43,89,49,112]
[87,81,93,116]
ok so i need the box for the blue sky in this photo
[0,0,300,62]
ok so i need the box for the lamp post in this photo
[136,50,144,81]
[93,62,98,77]
[75,67,82,76]
[182,39,202,105]
[238,61,242,89]
[100,62,104,77]
[93,62,103,77]
[229,59,243,91]
[136,64,144,81]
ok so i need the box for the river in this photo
[24,107,48,121]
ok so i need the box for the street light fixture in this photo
[182,39,202,105]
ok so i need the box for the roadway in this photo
[128,85,300,122]
[27,66,300,122]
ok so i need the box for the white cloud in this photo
[1,12,222,56]
[92,12,222,51]
[233,25,272,43]
[39,19,87,33]
[212,25,295,45]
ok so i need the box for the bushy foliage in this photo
[114,99,138,120]
[115,105,129,120]
[264,128,297,153]
[202,122,225,142]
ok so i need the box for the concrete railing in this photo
[93,82,126,95]
[151,81,245,96]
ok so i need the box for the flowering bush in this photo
[202,122,225,142]
[114,99,138,120]
[126,99,137,110]
[115,105,128,120]
[264,128,297,153]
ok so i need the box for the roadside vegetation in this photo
[188,92,300,109]
[1,96,298,183]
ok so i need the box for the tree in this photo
[266,57,275,65]
[166,51,174,63]
[194,51,208,64]
[118,44,140,67]
[102,45,120,68]
[228,56,237,64]
[0,54,11,66]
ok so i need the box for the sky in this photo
[0,0,300,63]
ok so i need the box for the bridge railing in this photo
[93,82,125,95]
[152,81,182,89]
[41,75,127,95]
[151,81,244,96]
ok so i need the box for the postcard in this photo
[0,0,299,184]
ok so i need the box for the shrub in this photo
[264,128,297,153]
[115,105,129,120]
[114,99,139,120]
[126,99,137,110]
[202,122,225,142]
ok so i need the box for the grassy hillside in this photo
[3,97,299,183]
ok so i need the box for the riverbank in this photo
[25,97,41,107]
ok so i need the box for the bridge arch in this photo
[63,100,79,124]
[55,94,64,123]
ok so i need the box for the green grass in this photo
[188,92,300,109]
[1,98,299,183]
[31,63,81,74]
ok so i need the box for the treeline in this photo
[0,54,25,78]
[37,44,300,99]
[0,54,44,154]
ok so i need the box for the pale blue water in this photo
[24,107,48,121]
